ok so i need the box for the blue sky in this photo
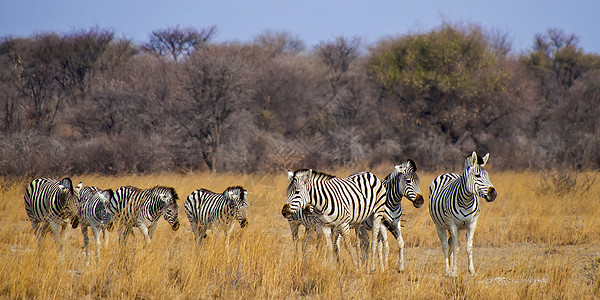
[1,0,598,54]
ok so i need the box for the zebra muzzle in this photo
[413,194,425,208]
[485,187,497,202]
[281,204,293,219]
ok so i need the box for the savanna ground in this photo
[1,168,599,299]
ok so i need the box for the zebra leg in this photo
[197,226,207,249]
[138,224,151,245]
[225,222,236,250]
[435,226,451,274]
[388,219,405,271]
[466,219,478,275]
[356,224,369,265]
[339,223,359,268]
[369,217,384,272]
[448,225,459,277]
[148,222,158,241]
[378,223,389,271]
[321,226,336,264]
[49,222,64,252]
[81,226,90,261]
[288,221,300,257]
[91,226,101,262]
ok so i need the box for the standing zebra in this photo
[24,177,82,251]
[118,186,180,245]
[360,160,424,271]
[77,186,114,261]
[184,186,248,249]
[429,152,497,276]
[281,169,387,271]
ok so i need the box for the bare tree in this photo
[253,30,305,57]
[143,25,217,62]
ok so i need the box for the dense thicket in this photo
[1,24,599,177]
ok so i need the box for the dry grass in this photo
[1,170,599,299]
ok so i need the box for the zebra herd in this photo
[23,151,496,277]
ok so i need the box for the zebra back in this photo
[24,177,82,230]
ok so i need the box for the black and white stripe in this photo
[24,177,82,251]
[184,186,248,249]
[281,169,387,271]
[77,186,114,261]
[118,186,180,245]
[429,151,497,276]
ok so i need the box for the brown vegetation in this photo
[1,170,599,298]
[1,24,600,177]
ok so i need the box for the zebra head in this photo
[152,186,180,231]
[282,169,313,219]
[225,186,248,228]
[58,178,82,228]
[464,152,497,202]
[392,159,424,208]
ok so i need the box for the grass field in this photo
[1,169,599,299]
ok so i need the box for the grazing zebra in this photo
[77,186,114,261]
[429,152,497,276]
[118,186,180,245]
[24,177,82,251]
[281,169,387,271]
[184,186,248,249]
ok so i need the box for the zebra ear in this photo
[482,153,489,166]
[394,164,406,173]
[288,170,294,182]
[407,159,417,172]
[243,190,247,199]
[470,151,478,166]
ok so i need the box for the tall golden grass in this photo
[1,169,599,298]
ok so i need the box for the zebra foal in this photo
[77,186,115,261]
[24,177,82,251]
[429,151,497,276]
[184,186,248,249]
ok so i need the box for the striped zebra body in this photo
[24,177,82,251]
[184,186,248,249]
[77,186,114,261]
[118,186,180,245]
[282,169,387,271]
[429,152,497,276]
[109,186,140,228]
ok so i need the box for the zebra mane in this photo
[149,186,179,201]
[223,186,247,200]
[294,169,336,180]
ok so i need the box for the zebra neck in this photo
[455,176,477,210]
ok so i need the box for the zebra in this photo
[24,177,82,251]
[117,186,180,245]
[281,169,387,271]
[429,151,497,276]
[283,171,328,257]
[77,186,114,261]
[184,186,248,249]
[358,160,424,272]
